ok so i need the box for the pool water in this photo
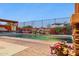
[15,34,72,43]
[15,34,59,42]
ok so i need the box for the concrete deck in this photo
[0,36,51,56]
[0,40,27,56]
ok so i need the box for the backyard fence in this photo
[18,17,71,35]
[18,17,70,28]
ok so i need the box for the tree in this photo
[65,23,71,35]
[22,25,33,28]
[55,27,61,34]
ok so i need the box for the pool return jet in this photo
[70,3,79,56]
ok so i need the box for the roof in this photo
[52,23,67,25]
[0,18,18,23]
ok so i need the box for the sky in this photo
[0,3,74,22]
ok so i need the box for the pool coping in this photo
[0,36,55,45]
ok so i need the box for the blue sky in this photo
[0,3,74,22]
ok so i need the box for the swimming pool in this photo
[13,34,72,43]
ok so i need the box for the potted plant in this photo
[50,41,75,56]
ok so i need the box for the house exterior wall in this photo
[0,19,18,32]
